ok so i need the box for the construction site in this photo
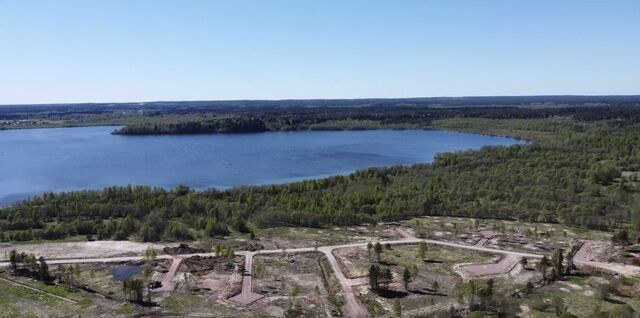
[1,216,639,317]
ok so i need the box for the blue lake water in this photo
[0,126,524,205]
[111,265,143,281]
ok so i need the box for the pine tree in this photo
[402,267,412,291]
[374,242,383,263]
[417,241,426,260]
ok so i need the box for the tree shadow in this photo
[411,288,447,297]
[566,273,590,278]
[378,260,398,266]
[422,259,443,264]
[605,298,626,305]
[374,289,409,299]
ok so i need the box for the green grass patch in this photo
[115,305,136,315]
[0,281,59,305]
[35,282,77,299]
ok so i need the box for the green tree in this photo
[374,242,383,263]
[368,265,380,290]
[551,249,564,280]
[417,241,427,260]
[381,268,393,290]
[431,280,439,293]
[551,294,565,317]
[9,249,18,271]
[38,256,51,282]
[466,280,477,307]
[410,264,418,278]
[538,255,549,281]
[402,267,412,291]
[589,162,620,185]
[393,299,402,317]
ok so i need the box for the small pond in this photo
[111,265,143,281]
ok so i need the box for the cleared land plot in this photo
[252,252,344,317]
[401,216,612,255]
[69,259,171,300]
[255,225,402,250]
[158,255,256,317]
[335,244,496,316]
[518,274,640,317]
[0,241,173,261]
[0,272,132,317]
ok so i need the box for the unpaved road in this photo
[228,252,263,305]
[1,232,638,317]
[154,257,183,292]
[459,254,520,276]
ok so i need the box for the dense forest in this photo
[1,105,640,242]
[113,103,640,135]
[3,95,639,131]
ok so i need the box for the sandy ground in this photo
[0,240,175,260]
[458,254,520,276]
[573,240,611,262]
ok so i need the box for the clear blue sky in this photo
[0,0,639,104]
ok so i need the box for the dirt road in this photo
[459,254,520,276]
[228,252,263,305]
[154,257,183,292]
[318,246,370,318]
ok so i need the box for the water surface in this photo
[112,265,143,281]
[0,126,523,205]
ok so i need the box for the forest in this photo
[1,105,640,242]
[113,103,640,135]
[3,95,640,131]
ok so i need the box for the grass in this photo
[34,282,80,300]
[0,282,60,305]
[163,292,239,315]
[519,274,640,317]
[115,305,136,315]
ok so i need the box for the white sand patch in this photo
[561,282,583,290]
[0,241,174,261]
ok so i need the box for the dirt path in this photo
[318,246,370,318]
[459,254,520,276]
[154,257,183,292]
[475,238,489,247]
[228,252,263,306]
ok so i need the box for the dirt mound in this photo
[163,243,205,255]
[182,256,218,272]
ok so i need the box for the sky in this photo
[0,0,639,104]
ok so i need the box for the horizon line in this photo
[2,94,640,107]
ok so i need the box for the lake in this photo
[0,126,523,205]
